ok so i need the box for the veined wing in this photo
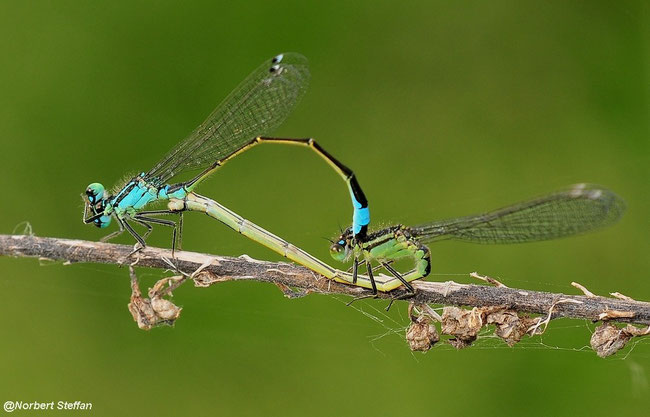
[146,53,309,185]
[411,184,625,244]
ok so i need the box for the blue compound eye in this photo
[93,215,111,229]
[338,240,345,245]
[85,183,105,205]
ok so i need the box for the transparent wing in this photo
[145,53,309,184]
[411,184,625,244]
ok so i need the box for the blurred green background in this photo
[0,1,648,416]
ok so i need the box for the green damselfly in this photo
[329,184,625,293]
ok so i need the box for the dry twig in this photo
[2,234,649,356]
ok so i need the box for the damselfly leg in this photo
[100,222,124,243]
[382,262,415,294]
[133,215,178,254]
[136,209,184,253]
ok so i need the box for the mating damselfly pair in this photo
[84,53,625,293]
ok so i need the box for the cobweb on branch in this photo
[331,284,650,361]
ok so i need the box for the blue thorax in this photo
[107,173,189,214]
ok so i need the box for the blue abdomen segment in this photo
[354,207,370,235]
[349,187,370,236]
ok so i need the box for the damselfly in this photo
[329,184,625,293]
[83,53,373,286]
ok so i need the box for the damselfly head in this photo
[329,228,353,263]
[84,182,112,228]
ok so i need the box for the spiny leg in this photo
[385,290,417,311]
[366,261,378,295]
[348,259,364,273]
[177,212,183,251]
[352,257,360,284]
[347,259,393,274]
[345,259,380,306]
[382,262,415,293]
[134,215,177,233]
[137,209,179,216]
[381,262,416,311]
[137,209,184,251]
[132,218,153,240]
[134,215,178,255]
[82,202,91,222]
[352,258,377,296]
[100,217,124,243]
[373,260,393,273]
[120,218,147,257]
[82,203,100,224]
